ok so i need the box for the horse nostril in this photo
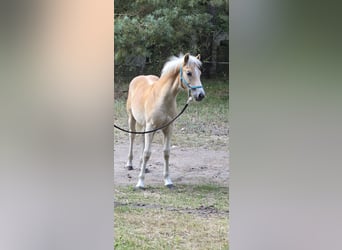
[198,93,205,100]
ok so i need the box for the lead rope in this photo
[114,90,193,134]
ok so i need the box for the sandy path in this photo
[114,141,229,187]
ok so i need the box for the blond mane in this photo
[161,53,202,76]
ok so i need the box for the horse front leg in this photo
[139,130,145,170]
[162,126,173,188]
[136,127,154,189]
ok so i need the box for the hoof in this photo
[127,166,133,170]
[165,184,174,189]
[134,186,145,191]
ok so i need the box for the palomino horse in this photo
[125,53,205,189]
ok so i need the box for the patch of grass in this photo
[114,209,229,250]
[115,184,229,211]
[114,184,229,250]
[114,78,229,148]
[114,98,128,142]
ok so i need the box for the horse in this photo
[125,53,205,189]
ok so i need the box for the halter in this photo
[180,66,203,90]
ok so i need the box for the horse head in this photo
[180,53,206,101]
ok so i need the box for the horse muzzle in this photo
[194,91,205,101]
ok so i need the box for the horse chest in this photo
[143,103,175,126]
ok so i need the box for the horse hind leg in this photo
[162,127,173,188]
[125,114,136,170]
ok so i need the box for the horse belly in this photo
[131,108,146,127]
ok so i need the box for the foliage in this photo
[114,0,228,72]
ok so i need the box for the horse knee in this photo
[143,150,151,160]
[127,154,133,161]
[163,149,170,159]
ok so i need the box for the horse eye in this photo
[186,72,192,77]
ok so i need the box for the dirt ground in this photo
[114,139,229,187]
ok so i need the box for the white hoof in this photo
[136,179,145,189]
[164,177,173,187]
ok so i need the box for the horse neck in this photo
[155,72,181,104]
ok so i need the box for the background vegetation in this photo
[114,0,229,79]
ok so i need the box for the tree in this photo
[114,0,228,75]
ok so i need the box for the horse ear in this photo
[196,54,201,61]
[183,53,190,66]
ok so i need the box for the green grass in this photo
[114,184,229,250]
[114,78,229,148]
[115,184,229,211]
